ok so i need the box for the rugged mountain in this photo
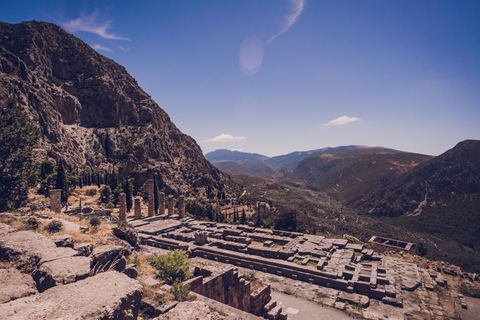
[0,21,227,194]
[264,145,362,170]
[205,149,277,178]
[205,149,268,163]
[354,140,480,251]
[205,146,364,179]
[289,147,432,204]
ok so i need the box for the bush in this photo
[99,185,112,203]
[89,216,102,228]
[244,270,256,281]
[283,287,293,295]
[86,188,97,196]
[105,202,115,209]
[44,220,63,233]
[170,282,190,301]
[148,250,192,285]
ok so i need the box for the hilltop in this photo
[0,21,227,196]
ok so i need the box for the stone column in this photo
[179,195,185,218]
[134,198,142,219]
[119,193,126,221]
[147,179,154,217]
[159,192,165,215]
[168,195,174,215]
[49,189,61,213]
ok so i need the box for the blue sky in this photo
[2,0,480,157]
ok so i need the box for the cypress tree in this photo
[153,175,159,214]
[241,208,246,224]
[125,178,133,212]
[55,161,68,204]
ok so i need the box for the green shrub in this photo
[148,250,192,285]
[86,188,97,196]
[244,270,256,281]
[105,202,115,209]
[44,220,63,233]
[89,216,102,228]
[126,254,141,267]
[170,282,190,301]
[283,287,292,295]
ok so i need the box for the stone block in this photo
[0,268,38,303]
[0,271,143,319]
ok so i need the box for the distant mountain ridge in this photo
[205,145,365,179]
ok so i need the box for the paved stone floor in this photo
[272,291,354,320]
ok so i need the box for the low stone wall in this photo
[185,266,275,317]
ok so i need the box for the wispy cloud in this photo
[267,0,307,44]
[202,134,246,143]
[324,116,360,126]
[231,149,244,152]
[63,12,129,41]
[92,44,112,52]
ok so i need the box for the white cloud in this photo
[202,134,246,143]
[92,44,112,52]
[267,0,307,44]
[63,12,130,41]
[231,149,244,152]
[324,116,360,126]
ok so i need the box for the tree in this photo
[153,175,159,214]
[0,98,40,211]
[99,185,112,204]
[124,178,133,212]
[55,160,69,204]
[148,250,192,285]
[241,208,246,224]
[274,208,297,232]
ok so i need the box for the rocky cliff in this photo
[0,21,227,194]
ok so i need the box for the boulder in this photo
[74,243,93,256]
[0,230,76,272]
[124,263,138,279]
[91,245,129,274]
[113,226,139,247]
[49,234,74,248]
[0,268,38,303]
[0,271,143,320]
[33,256,92,292]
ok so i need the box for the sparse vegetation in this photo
[244,270,256,281]
[170,282,190,301]
[459,282,480,298]
[89,216,102,228]
[44,220,63,233]
[283,287,293,295]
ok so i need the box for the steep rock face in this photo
[0,21,226,193]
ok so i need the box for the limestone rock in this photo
[0,271,143,320]
[124,263,138,279]
[74,242,93,256]
[33,256,92,292]
[113,226,139,247]
[91,245,129,273]
[0,222,17,236]
[0,230,76,272]
[0,268,38,303]
[49,234,74,248]
[0,21,227,195]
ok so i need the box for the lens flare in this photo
[239,36,264,76]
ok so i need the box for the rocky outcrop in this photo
[0,223,143,319]
[33,256,92,292]
[0,271,143,320]
[0,20,228,194]
[0,268,38,303]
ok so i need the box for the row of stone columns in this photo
[49,180,186,220]
[125,179,185,220]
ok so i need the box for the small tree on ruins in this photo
[148,250,192,285]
